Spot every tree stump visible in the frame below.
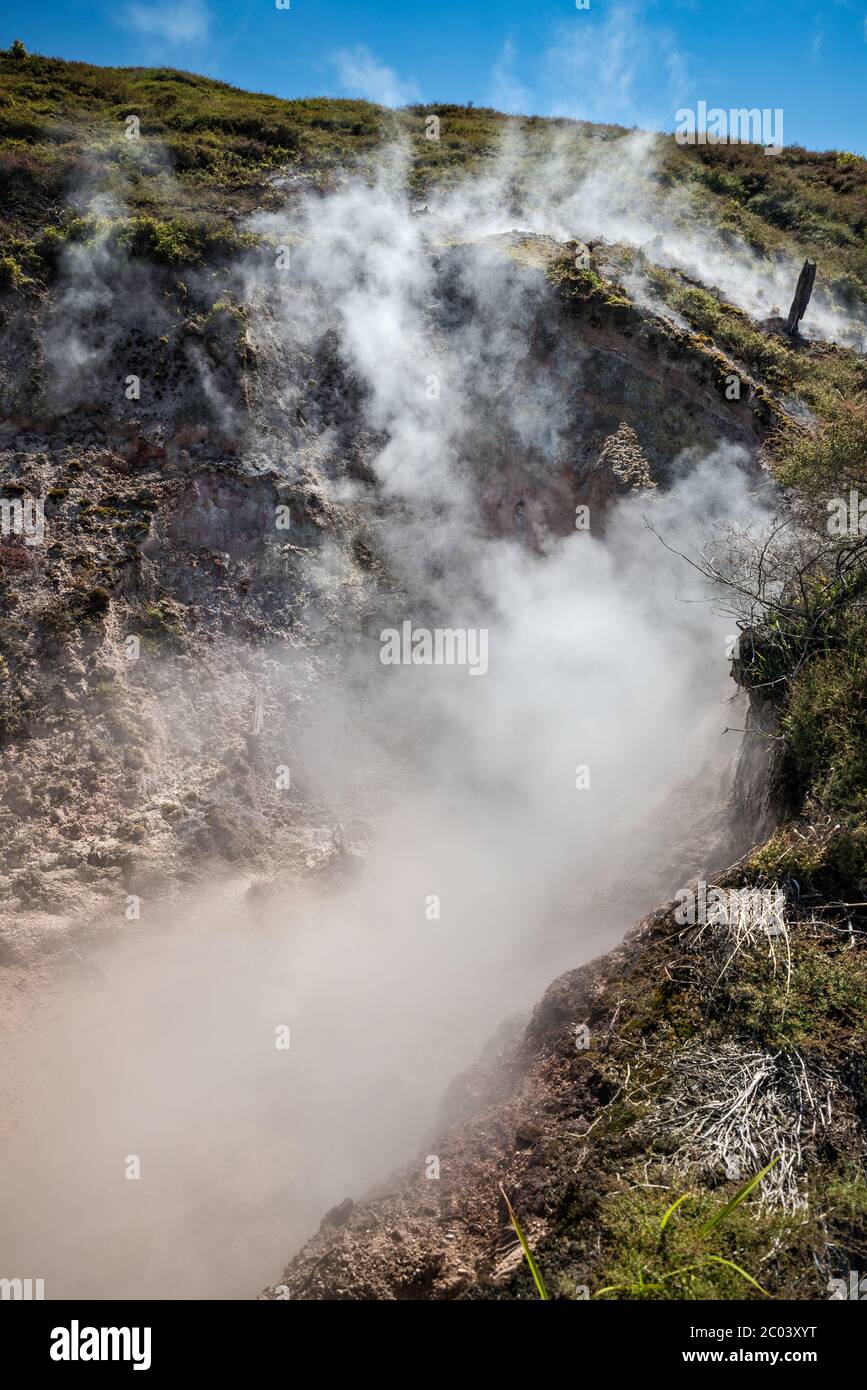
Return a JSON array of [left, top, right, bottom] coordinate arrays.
[[785, 259, 816, 336]]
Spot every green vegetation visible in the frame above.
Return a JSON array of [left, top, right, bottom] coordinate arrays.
[[639, 262, 867, 410], [500, 1186, 550, 1300], [593, 1161, 811, 1301], [784, 642, 867, 814], [0, 250, 24, 288], [140, 599, 185, 650], [738, 400, 867, 904], [550, 260, 634, 319], [628, 226, 867, 923], [1, 50, 866, 304], [724, 938, 867, 1054], [682, 142, 867, 297]]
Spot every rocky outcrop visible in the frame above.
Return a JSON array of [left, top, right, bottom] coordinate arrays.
[[577, 422, 657, 519]]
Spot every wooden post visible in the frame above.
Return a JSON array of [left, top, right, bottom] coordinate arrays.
[[785, 259, 816, 336]]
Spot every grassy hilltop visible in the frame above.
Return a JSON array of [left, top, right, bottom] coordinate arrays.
[[0, 44, 866, 296]]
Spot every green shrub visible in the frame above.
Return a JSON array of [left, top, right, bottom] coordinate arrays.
[[0, 252, 23, 288], [783, 634, 867, 813]]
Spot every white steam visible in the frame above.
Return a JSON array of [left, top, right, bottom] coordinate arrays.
[[1, 140, 780, 1299], [423, 128, 866, 349]]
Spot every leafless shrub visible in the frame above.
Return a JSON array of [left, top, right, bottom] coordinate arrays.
[[646, 508, 865, 696], [653, 1041, 843, 1210]]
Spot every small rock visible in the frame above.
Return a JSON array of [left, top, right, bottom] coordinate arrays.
[[320, 1197, 354, 1229]]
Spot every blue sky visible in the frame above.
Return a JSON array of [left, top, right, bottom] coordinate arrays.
[[4, 0, 866, 153]]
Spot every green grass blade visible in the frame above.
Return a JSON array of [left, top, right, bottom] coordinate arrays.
[[704, 1255, 770, 1295], [699, 1156, 781, 1235], [499, 1184, 550, 1300], [652, 1257, 770, 1295], [594, 1254, 769, 1300], [660, 1191, 693, 1233], [593, 1281, 665, 1298]]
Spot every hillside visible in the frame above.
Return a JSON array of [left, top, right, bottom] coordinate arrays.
[[0, 45, 865, 1302], [1, 49, 867, 299]]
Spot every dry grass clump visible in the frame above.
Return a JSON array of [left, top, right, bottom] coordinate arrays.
[[653, 1041, 845, 1210]]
